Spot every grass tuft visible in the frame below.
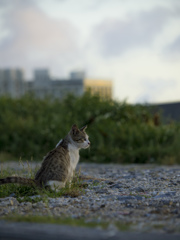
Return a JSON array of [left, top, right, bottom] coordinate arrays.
[[0, 162, 88, 201]]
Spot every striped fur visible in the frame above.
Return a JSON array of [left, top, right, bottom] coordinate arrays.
[[0, 177, 37, 187]]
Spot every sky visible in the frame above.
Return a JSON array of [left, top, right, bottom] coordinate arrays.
[[0, 0, 180, 103]]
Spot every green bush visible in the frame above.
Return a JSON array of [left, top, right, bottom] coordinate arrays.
[[0, 93, 179, 164]]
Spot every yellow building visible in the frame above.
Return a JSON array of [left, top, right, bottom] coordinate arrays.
[[84, 79, 112, 99]]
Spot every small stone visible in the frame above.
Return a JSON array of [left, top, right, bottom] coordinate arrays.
[[133, 187, 145, 192], [28, 195, 42, 200], [154, 191, 176, 199], [110, 183, 123, 189], [171, 209, 178, 214], [117, 196, 140, 201], [9, 193, 16, 198], [100, 204, 106, 208], [23, 203, 32, 211], [104, 180, 114, 185], [95, 189, 108, 194]]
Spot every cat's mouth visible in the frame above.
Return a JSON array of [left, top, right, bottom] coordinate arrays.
[[83, 144, 90, 149]]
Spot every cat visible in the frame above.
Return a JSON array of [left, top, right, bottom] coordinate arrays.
[[0, 124, 90, 190]]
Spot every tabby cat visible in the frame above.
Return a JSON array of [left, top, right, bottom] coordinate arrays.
[[0, 124, 90, 190]]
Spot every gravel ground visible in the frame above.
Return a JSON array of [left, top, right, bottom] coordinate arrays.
[[0, 162, 180, 234]]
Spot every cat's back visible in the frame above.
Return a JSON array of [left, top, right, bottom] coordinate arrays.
[[44, 144, 69, 166]]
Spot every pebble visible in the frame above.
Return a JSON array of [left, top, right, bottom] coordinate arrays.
[[0, 163, 180, 233]]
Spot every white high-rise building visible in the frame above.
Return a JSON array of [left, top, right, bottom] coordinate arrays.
[[0, 69, 25, 97]]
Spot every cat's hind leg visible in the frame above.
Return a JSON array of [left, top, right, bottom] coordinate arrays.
[[46, 180, 65, 191]]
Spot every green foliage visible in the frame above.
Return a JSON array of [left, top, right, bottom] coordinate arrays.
[[0, 93, 179, 164]]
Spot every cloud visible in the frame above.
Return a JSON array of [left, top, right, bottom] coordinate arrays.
[[92, 7, 175, 57], [136, 78, 177, 103], [0, 0, 180, 103], [164, 36, 180, 59], [0, 0, 35, 9], [0, 0, 80, 77], [169, 36, 180, 51]]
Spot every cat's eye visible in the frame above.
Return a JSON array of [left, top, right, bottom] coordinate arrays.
[[76, 137, 87, 143]]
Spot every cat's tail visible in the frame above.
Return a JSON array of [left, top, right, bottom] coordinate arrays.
[[0, 177, 38, 187]]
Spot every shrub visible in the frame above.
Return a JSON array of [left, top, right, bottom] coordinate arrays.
[[0, 93, 179, 164]]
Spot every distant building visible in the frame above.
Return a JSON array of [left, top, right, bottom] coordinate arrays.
[[70, 71, 85, 80], [0, 69, 25, 97], [31, 69, 51, 98], [0, 69, 113, 100], [51, 79, 84, 98], [152, 101, 180, 122], [84, 78, 112, 99], [34, 69, 50, 81]]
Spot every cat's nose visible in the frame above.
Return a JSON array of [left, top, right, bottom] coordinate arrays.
[[88, 140, 90, 145]]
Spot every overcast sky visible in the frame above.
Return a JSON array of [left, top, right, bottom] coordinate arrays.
[[0, 0, 180, 103]]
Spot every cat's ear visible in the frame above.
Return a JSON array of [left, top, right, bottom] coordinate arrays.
[[71, 124, 79, 135], [80, 125, 87, 132]]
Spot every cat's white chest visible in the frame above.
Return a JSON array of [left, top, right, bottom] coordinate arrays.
[[68, 143, 80, 171]]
